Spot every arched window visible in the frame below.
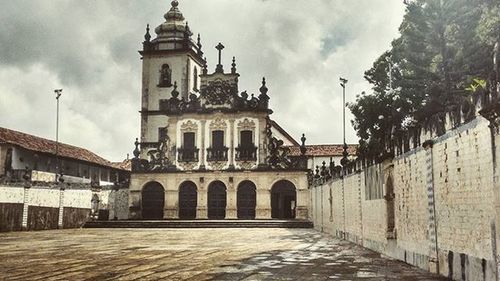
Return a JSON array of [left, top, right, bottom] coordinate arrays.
[[193, 67, 198, 91], [159, 64, 172, 87]]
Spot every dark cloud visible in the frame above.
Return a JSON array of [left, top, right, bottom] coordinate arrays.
[[0, 0, 405, 161]]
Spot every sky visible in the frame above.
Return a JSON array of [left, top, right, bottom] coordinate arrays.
[[0, 0, 406, 162]]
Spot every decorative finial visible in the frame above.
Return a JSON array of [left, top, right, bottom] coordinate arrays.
[[202, 57, 208, 74], [300, 133, 307, 155], [215, 42, 225, 73], [259, 77, 268, 95], [133, 138, 140, 158], [231, 56, 237, 74], [171, 0, 179, 8], [171, 81, 179, 99], [197, 33, 202, 49], [144, 24, 151, 42]]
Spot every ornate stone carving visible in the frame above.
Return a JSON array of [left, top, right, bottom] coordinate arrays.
[[237, 118, 256, 130], [265, 117, 307, 170], [238, 161, 256, 170], [202, 79, 235, 106], [180, 120, 198, 132], [178, 161, 198, 171], [146, 135, 176, 172], [209, 118, 227, 130], [209, 161, 226, 170]]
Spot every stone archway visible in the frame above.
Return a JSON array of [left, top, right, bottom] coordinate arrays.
[[385, 175, 396, 238], [179, 181, 197, 219], [208, 181, 227, 219], [271, 180, 297, 219], [237, 181, 256, 219], [142, 182, 165, 220]]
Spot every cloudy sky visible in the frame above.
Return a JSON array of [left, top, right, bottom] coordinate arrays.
[[0, 0, 405, 162]]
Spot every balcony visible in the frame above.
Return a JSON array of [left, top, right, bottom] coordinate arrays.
[[207, 147, 229, 162], [235, 145, 258, 161], [178, 147, 199, 162]]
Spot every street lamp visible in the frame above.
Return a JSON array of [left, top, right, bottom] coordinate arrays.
[[339, 77, 349, 167], [54, 89, 62, 183]]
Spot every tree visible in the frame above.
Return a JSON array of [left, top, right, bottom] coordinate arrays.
[[349, 0, 499, 160]]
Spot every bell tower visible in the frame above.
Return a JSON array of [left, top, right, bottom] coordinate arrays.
[[139, 0, 205, 144]]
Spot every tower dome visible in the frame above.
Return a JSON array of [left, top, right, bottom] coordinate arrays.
[[154, 0, 192, 43]]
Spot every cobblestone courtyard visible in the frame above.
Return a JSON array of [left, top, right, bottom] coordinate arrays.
[[0, 228, 447, 281]]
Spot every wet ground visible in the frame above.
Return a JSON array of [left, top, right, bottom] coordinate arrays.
[[0, 228, 447, 280]]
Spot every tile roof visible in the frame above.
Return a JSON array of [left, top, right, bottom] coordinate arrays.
[[287, 144, 358, 157], [0, 127, 128, 170], [111, 159, 132, 171]]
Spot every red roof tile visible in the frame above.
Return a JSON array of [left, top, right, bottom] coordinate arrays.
[[0, 127, 127, 170], [287, 144, 358, 157], [111, 159, 132, 171]]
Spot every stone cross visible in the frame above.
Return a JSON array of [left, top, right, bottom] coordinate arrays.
[[215, 42, 225, 73]]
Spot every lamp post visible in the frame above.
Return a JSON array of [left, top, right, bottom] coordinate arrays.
[[54, 89, 62, 183], [339, 77, 348, 167]]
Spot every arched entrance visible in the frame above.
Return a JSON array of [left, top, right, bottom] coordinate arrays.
[[237, 181, 256, 219], [271, 180, 297, 219], [179, 181, 197, 219], [142, 182, 165, 219], [385, 175, 396, 238], [208, 181, 227, 219]]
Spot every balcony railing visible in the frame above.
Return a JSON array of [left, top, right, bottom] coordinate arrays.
[[178, 147, 199, 162], [235, 145, 258, 161], [207, 147, 229, 162]]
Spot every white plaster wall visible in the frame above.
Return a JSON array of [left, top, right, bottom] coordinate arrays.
[[270, 126, 297, 146], [64, 189, 92, 209], [144, 115, 170, 143], [0, 186, 24, 204], [29, 188, 60, 208], [145, 54, 193, 110], [311, 116, 498, 281]]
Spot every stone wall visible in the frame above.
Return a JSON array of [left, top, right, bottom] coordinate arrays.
[[311, 116, 498, 281], [0, 184, 129, 232]]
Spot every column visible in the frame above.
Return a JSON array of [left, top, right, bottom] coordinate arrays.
[[200, 120, 206, 170], [21, 186, 30, 231], [128, 190, 141, 219], [165, 190, 178, 219], [196, 177, 208, 218], [295, 176, 309, 220], [256, 189, 271, 219], [258, 117, 267, 167], [424, 140, 439, 274], [58, 185, 65, 228], [228, 119, 235, 170], [226, 178, 237, 219]]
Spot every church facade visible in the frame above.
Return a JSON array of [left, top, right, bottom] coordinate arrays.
[[128, 1, 309, 220]]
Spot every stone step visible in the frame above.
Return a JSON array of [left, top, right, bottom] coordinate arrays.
[[84, 220, 314, 229]]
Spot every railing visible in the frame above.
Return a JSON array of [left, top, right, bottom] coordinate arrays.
[[235, 145, 258, 161], [207, 147, 228, 161], [178, 147, 199, 162]]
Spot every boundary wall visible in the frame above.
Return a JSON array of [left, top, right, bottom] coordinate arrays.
[[0, 183, 128, 232], [311, 116, 499, 281]]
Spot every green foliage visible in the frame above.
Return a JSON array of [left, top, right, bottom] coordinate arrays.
[[350, 0, 498, 159]]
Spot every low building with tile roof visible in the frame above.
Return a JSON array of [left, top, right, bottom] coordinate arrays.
[[288, 144, 358, 171], [0, 127, 130, 185]]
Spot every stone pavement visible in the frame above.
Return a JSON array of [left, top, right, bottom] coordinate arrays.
[[0, 228, 448, 281]]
